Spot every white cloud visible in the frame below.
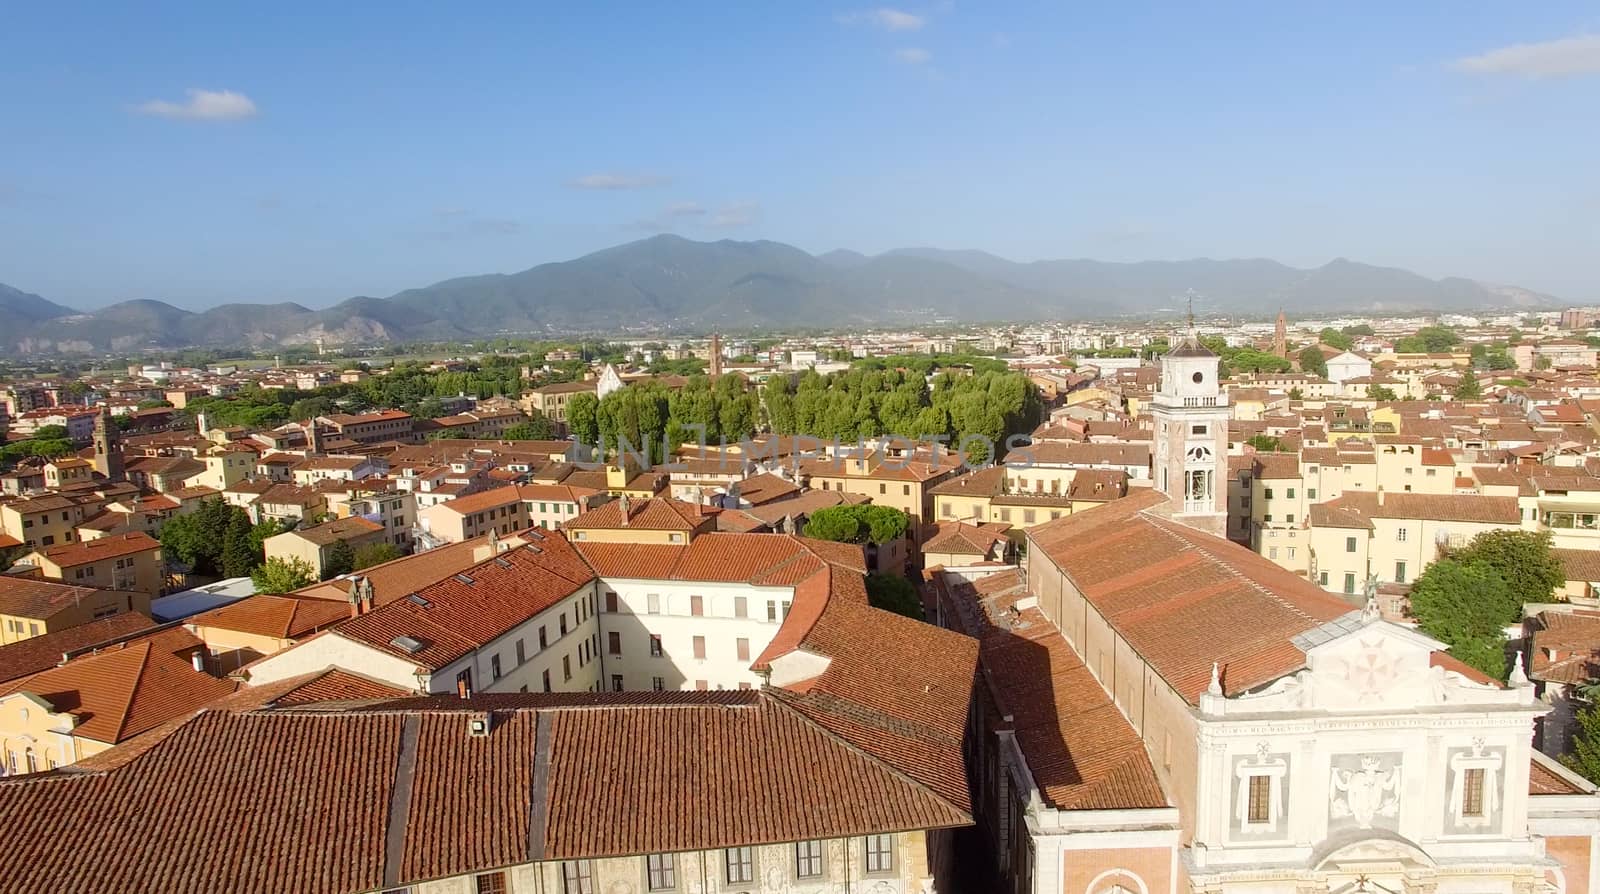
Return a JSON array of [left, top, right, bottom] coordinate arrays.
[[569, 173, 671, 190], [837, 7, 925, 31], [134, 88, 258, 121], [710, 201, 761, 229], [894, 47, 932, 64], [1453, 34, 1600, 78]]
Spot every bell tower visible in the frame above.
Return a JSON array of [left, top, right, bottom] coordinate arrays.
[[92, 405, 124, 481], [1152, 321, 1229, 537]]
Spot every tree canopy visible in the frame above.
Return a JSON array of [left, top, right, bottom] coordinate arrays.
[[1319, 328, 1353, 351], [1298, 345, 1328, 379], [502, 413, 555, 441], [1408, 530, 1562, 680], [354, 542, 404, 570], [803, 505, 910, 545], [1394, 326, 1461, 354], [160, 499, 265, 577], [251, 556, 316, 593]]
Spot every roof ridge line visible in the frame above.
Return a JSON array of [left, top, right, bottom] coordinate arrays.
[[109, 640, 157, 742], [763, 689, 972, 821]]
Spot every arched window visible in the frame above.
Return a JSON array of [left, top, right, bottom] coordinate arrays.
[[23, 749, 36, 774], [1086, 869, 1148, 894]]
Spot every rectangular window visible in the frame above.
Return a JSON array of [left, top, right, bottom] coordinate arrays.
[[733, 596, 747, 619], [559, 615, 568, 636], [649, 634, 663, 657], [736, 638, 750, 661], [878, 483, 886, 495], [605, 591, 618, 612], [796, 841, 823, 878], [693, 636, 706, 660], [1269, 547, 1278, 559], [1286, 487, 1296, 499], [1344, 573, 1356, 594], [1395, 561, 1407, 584], [542, 669, 551, 692], [608, 632, 622, 655], [1247, 775, 1271, 824], [864, 835, 894, 874], [766, 600, 777, 622], [647, 593, 661, 614], [516, 639, 526, 665], [1287, 547, 1296, 559], [1307, 488, 1317, 499], [1345, 536, 1357, 553], [1286, 514, 1295, 524], [490, 654, 502, 681], [611, 674, 624, 692], [474, 873, 507, 894], [562, 655, 571, 681], [1264, 487, 1274, 499], [1023, 509, 1036, 524], [1320, 571, 1329, 586], [1191, 424, 1208, 436], [651, 676, 665, 691], [647, 853, 676, 891], [561, 861, 594, 894], [539, 626, 548, 649], [690, 595, 704, 616], [902, 484, 910, 496], [1462, 767, 1485, 817], [1396, 527, 1408, 542], [724, 847, 753, 884]]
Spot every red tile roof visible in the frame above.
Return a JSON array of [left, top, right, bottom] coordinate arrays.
[[564, 496, 707, 532], [933, 567, 1169, 811], [1028, 489, 1355, 703], [29, 531, 160, 568], [0, 578, 144, 621], [0, 692, 971, 890], [0, 627, 237, 744], [187, 594, 352, 639], [0, 613, 157, 684]]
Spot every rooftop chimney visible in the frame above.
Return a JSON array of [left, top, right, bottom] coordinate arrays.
[[190, 650, 207, 674]]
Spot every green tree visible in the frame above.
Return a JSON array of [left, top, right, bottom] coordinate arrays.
[[354, 542, 404, 570], [1319, 328, 1353, 351], [1368, 385, 1399, 401], [1408, 559, 1512, 679], [32, 424, 69, 441], [1298, 345, 1328, 378], [322, 540, 356, 580], [567, 392, 600, 447], [1394, 326, 1461, 353], [804, 506, 866, 543], [1564, 703, 1600, 784], [251, 556, 316, 593], [1453, 530, 1563, 608], [1342, 324, 1374, 337], [220, 511, 259, 578], [1287, 387, 1304, 400], [160, 499, 241, 576], [1453, 374, 1482, 400], [1246, 434, 1284, 452], [502, 413, 555, 441], [866, 573, 923, 619]]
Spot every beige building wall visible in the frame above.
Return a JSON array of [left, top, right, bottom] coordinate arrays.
[[0, 692, 112, 774], [195, 449, 256, 491], [406, 831, 937, 894]]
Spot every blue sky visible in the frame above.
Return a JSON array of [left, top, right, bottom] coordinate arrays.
[[2, 2, 1598, 309]]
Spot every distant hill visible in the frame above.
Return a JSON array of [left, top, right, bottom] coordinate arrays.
[[0, 236, 1560, 354]]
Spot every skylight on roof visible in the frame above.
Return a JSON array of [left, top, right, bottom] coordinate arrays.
[[407, 593, 431, 608], [454, 574, 475, 585], [390, 635, 425, 653]]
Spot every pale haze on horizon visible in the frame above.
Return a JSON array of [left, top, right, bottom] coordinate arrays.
[[1, 2, 1597, 311]]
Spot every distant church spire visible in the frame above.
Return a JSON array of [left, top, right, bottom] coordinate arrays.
[[1272, 308, 1288, 359], [709, 333, 723, 379]]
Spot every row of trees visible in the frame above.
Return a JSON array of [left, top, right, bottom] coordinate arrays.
[[763, 367, 1040, 461], [563, 374, 762, 461]]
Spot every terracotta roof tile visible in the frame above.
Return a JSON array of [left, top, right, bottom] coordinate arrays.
[[187, 594, 352, 639], [0, 613, 157, 685]]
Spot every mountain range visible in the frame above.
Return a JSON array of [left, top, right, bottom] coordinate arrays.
[[0, 235, 1559, 355]]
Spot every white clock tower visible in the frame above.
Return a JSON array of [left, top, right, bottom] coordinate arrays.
[[1152, 331, 1230, 538]]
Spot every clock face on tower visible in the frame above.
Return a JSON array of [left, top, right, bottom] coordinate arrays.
[[1192, 371, 1204, 384]]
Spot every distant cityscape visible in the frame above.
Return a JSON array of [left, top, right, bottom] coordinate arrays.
[[2, 303, 1600, 891]]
